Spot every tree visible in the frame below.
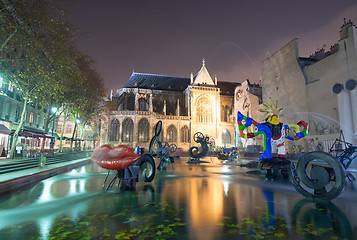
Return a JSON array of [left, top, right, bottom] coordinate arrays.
[[68, 54, 106, 149], [0, 0, 82, 157]]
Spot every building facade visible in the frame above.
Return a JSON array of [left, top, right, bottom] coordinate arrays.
[[100, 60, 250, 151], [0, 78, 58, 157], [261, 19, 357, 150], [234, 79, 263, 148]]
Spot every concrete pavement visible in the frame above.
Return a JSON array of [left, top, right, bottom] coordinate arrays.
[[0, 157, 91, 194]]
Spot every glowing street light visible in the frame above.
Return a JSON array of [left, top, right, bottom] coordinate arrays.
[[51, 107, 58, 113]]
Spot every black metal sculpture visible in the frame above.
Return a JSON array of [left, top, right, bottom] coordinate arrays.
[[91, 145, 156, 191], [289, 131, 356, 200], [188, 132, 209, 163], [149, 121, 177, 170]]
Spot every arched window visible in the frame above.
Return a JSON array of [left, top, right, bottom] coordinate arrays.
[[180, 125, 190, 143], [222, 129, 231, 146], [109, 118, 120, 141], [223, 105, 230, 122], [167, 125, 177, 142], [138, 118, 149, 142], [196, 97, 212, 123], [122, 118, 134, 142], [138, 98, 148, 111], [122, 94, 135, 110], [153, 125, 164, 142]]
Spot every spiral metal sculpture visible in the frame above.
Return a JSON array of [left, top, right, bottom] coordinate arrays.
[[149, 121, 177, 170], [188, 132, 209, 162]]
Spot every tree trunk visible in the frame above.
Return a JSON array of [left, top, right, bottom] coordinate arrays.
[[58, 113, 68, 151], [79, 120, 88, 150], [40, 105, 51, 151], [9, 94, 28, 158], [70, 122, 77, 150]]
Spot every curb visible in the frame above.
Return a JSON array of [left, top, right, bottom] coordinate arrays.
[[0, 158, 91, 195]]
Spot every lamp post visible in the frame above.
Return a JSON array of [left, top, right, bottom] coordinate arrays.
[[75, 118, 80, 148], [51, 107, 58, 135], [50, 107, 58, 151]]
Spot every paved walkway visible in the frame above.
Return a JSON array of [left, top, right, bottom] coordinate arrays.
[[0, 157, 91, 194]]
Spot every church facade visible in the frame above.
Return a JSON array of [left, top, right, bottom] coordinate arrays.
[[100, 60, 247, 151]]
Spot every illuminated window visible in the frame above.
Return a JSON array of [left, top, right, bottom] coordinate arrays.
[[138, 118, 149, 142], [29, 113, 33, 125], [8, 82, 13, 92], [109, 118, 120, 141], [196, 97, 212, 123], [167, 125, 177, 142], [57, 124, 63, 133], [65, 124, 72, 133], [122, 118, 133, 142], [222, 129, 231, 146], [180, 125, 190, 143]]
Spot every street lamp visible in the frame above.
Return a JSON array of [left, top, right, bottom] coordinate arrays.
[[75, 119, 80, 148], [51, 107, 58, 135], [50, 107, 58, 151]]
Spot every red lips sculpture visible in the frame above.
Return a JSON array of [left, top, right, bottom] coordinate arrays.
[[91, 145, 141, 170]]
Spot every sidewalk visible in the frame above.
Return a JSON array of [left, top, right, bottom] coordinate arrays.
[[0, 157, 91, 195]]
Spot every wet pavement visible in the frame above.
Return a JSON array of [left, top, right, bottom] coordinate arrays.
[[0, 156, 356, 240]]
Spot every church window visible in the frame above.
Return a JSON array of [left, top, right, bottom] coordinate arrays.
[[180, 125, 189, 143], [122, 118, 134, 142], [196, 97, 212, 123], [109, 118, 120, 141], [222, 129, 231, 146], [152, 125, 164, 142], [223, 105, 230, 122], [138, 98, 148, 111], [167, 125, 177, 142], [138, 118, 149, 142]]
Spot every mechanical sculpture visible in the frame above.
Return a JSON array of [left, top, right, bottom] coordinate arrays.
[[188, 132, 209, 163], [91, 145, 155, 191], [149, 121, 177, 170], [237, 98, 308, 161], [290, 131, 357, 200], [237, 98, 308, 178]]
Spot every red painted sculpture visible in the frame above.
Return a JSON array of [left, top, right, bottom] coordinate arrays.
[[91, 144, 156, 190], [91, 144, 141, 170]]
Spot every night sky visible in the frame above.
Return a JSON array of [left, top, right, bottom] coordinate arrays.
[[71, 0, 357, 93]]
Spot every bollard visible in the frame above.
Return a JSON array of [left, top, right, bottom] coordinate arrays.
[[39, 155, 46, 168]]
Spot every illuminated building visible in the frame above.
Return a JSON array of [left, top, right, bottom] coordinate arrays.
[[100, 60, 262, 151], [0, 79, 58, 157], [262, 19, 357, 151]]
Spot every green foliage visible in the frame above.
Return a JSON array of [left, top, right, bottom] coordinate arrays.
[[0, 0, 105, 154], [0, 201, 186, 240]]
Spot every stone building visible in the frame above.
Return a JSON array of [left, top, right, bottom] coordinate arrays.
[[0, 78, 58, 156], [234, 79, 263, 148], [100, 60, 241, 151], [261, 19, 357, 150]]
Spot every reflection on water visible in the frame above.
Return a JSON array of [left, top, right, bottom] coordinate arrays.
[[0, 158, 356, 239], [292, 198, 352, 240]]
